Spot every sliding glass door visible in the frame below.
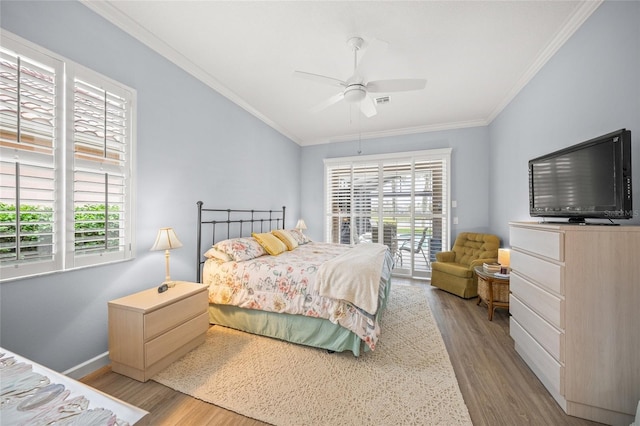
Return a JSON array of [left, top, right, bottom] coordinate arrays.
[[324, 149, 451, 279]]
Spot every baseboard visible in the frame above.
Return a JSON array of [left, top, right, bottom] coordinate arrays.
[[62, 351, 110, 380], [566, 400, 635, 426]]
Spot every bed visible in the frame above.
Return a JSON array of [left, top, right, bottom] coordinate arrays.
[[196, 202, 393, 356]]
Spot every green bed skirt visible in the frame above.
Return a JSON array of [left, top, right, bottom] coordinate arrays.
[[208, 277, 392, 357]]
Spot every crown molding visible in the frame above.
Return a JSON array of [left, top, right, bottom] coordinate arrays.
[[80, 0, 303, 145], [486, 0, 603, 124], [303, 118, 489, 147]]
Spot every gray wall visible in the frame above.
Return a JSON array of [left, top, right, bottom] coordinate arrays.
[[0, 1, 300, 372], [489, 0, 640, 244], [300, 126, 492, 244]]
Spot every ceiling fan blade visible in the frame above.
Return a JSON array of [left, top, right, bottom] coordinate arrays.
[[310, 92, 345, 113], [359, 95, 377, 118], [367, 79, 427, 93], [293, 71, 347, 88]]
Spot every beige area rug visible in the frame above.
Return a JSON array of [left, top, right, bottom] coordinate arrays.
[[153, 285, 472, 425]]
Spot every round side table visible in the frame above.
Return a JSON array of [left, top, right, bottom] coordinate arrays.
[[474, 266, 510, 321]]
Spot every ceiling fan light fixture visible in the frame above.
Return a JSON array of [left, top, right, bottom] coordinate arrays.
[[294, 35, 426, 116], [343, 85, 366, 103]]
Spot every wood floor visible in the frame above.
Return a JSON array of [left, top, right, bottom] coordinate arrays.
[[82, 280, 602, 425]]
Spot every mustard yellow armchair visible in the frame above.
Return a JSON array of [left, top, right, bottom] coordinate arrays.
[[431, 232, 500, 298]]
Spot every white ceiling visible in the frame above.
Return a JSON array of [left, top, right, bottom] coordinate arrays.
[[83, 1, 601, 146]]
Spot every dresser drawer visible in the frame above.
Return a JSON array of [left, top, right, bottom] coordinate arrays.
[[511, 250, 563, 295], [511, 317, 564, 396], [145, 312, 209, 367], [510, 226, 564, 261], [510, 294, 563, 361], [144, 291, 207, 340], [510, 272, 563, 329]]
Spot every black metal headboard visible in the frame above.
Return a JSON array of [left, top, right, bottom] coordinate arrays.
[[196, 201, 286, 283]]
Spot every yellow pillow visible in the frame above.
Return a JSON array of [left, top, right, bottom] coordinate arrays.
[[271, 229, 298, 251], [252, 232, 287, 256]]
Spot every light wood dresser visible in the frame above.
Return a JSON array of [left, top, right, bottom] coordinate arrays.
[[509, 222, 639, 426], [108, 281, 209, 382]]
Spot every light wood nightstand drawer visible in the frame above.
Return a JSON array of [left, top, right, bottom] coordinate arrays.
[[144, 291, 207, 340], [511, 272, 563, 329], [145, 312, 209, 367], [109, 282, 208, 382], [510, 294, 563, 362]]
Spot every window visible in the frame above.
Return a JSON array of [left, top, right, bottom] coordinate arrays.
[[0, 31, 136, 281], [325, 149, 451, 279]]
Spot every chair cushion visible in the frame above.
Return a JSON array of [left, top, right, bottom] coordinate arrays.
[[431, 261, 474, 278], [452, 232, 500, 266]]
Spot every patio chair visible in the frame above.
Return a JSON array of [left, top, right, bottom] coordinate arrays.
[[399, 228, 429, 267]]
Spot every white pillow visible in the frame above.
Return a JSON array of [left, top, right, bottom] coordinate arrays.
[[203, 247, 233, 262]]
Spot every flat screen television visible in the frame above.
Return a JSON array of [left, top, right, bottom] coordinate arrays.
[[529, 129, 632, 224]]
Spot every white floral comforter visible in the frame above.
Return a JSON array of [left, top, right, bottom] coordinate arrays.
[[203, 242, 392, 350]]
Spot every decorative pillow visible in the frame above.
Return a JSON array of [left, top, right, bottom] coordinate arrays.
[[213, 237, 267, 262], [252, 232, 287, 256], [271, 229, 298, 250], [203, 247, 233, 262], [288, 228, 311, 245]]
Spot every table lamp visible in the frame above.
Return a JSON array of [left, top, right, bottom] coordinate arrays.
[[150, 227, 183, 287], [296, 219, 307, 234], [498, 248, 511, 274]]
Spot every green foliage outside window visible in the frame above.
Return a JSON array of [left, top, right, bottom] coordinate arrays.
[[0, 203, 53, 257], [0, 203, 121, 258], [74, 204, 122, 251]]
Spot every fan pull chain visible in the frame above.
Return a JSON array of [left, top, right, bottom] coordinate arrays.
[[357, 107, 362, 155]]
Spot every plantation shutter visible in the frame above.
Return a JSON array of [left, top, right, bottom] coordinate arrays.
[[326, 164, 352, 244], [324, 148, 451, 279], [0, 46, 63, 278], [70, 76, 132, 267], [1, 31, 136, 282], [351, 162, 378, 245], [379, 160, 412, 256], [413, 157, 448, 267]]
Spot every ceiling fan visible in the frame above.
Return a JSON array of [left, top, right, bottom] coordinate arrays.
[[293, 36, 427, 118]]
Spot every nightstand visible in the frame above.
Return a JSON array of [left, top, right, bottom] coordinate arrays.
[[108, 281, 209, 382]]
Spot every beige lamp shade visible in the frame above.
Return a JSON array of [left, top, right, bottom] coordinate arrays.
[[498, 248, 511, 267], [150, 227, 183, 286], [150, 227, 183, 251], [295, 219, 307, 231]]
